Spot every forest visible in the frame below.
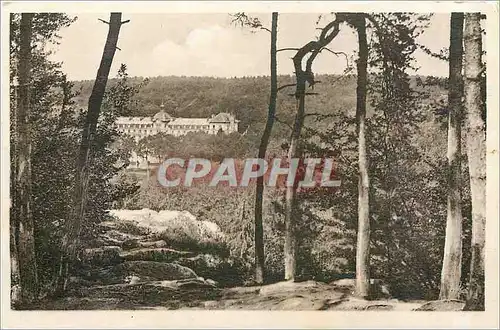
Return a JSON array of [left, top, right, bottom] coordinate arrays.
[[9, 12, 487, 312]]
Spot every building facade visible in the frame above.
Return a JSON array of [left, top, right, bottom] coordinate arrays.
[[116, 104, 240, 142], [116, 105, 240, 168]]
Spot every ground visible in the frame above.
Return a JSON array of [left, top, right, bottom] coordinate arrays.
[[29, 280, 462, 311]]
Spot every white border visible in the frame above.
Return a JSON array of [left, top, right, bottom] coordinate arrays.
[[1, 1, 499, 329]]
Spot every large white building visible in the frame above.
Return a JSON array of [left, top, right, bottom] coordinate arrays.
[[116, 104, 240, 142], [116, 104, 240, 168]]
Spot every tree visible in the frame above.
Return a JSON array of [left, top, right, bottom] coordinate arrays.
[[12, 12, 39, 305], [56, 12, 129, 292], [283, 15, 344, 281], [440, 12, 464, 300], [231, 12, 279, 283], [253, 12, 278, 284], [352, 14, 370, 298], [463, 12, 486, 311]]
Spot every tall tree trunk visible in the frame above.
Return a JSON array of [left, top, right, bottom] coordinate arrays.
[[284, 95, 305, 281], [354, 15, 370, 299], [10, 13, 20, 306], [254, 12, 278, 284], [282, 14, 343, 282], [15, 13, 39, 305], [463, 13, 485, 311], [440, 12, 464, 300], [56, 12, 125, 292]]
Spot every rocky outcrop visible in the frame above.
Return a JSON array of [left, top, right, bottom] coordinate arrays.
[[414, 299, 465, 311], [120, 248, 195, 262], [330, 278, 391, 299], [81, 246, 122, 266], [74, 209, 237, 293]]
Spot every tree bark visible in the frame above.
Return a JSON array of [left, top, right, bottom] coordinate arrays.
[[283, 14, 343, 282], [354, 15, 370, 299], [14, 13, 39, 305], [56, 12, 125, 292], [440, 12, 464, 300], [463, 13, 486, 311], [254, 12, 278, 284], [284, 95, 305, 281]]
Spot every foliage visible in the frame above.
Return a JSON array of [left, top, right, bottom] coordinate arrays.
[[10, 13, 146, 295]]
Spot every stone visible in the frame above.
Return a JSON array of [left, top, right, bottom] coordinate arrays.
[[116, 261, 198, 281], [259, 280, 324, 296], [81, 246, 122, 266], [120, 248, 195, 262], [137, 240, 168, 248], [414, 299, 465, 311]]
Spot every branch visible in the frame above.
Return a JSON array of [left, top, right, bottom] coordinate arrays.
[[304, 112, 336, 118], [274, 116, 293, 130], [287, 92, 319, 96], [277, 48, 301, 52], [305, 17, 344, 75], [98, 18, 109, 24], [320, 47, 348, 61], [230, 13, 271, 33], [121, 19, 131, 25], [277, 83, 296, 92]]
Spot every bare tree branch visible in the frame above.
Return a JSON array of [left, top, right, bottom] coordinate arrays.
[[304, 112, 337, 118], [277, 48, 301, 52], [273, 115, 293, 130], [277, 83, 297, 92], [230, 13, 271, 33]]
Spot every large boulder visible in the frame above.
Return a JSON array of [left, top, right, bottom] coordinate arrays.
[[120, 248, 195, 262], [81, 261, 199, 285], [331, 278, 391, 299], [107, 209, 227, 255], [81, 246, 122, 266], [137, 240, 168, 248], [117, 261, 198, 281], [98, 229, 143, 249], [259, 280, 326, 296], [414, 299, 465, 311]]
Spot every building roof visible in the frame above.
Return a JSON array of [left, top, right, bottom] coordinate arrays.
[[116, 116, 153, 124], [152, 110, 173, 122], [168, 118, 209, 126], [209, 112, 238, 123]]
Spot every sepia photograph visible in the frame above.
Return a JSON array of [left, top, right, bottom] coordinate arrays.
[[1, 1, 499, 328]]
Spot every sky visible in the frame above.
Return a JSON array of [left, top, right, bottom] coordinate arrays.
[[49, 13, 451, 81]]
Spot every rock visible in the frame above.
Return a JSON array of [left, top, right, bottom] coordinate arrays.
[[331, 278, 391, 299], [331, 278, 356, 287], [365, 304, 394, 310], [125, 275, 141, 284], [116, 261, 198, 281], [205, 279, 218, 287], [120, 248, 195, 262], [81, 246, 122, 266], [156, 277, 218, 290], [137, 240, 168, 248], [107, 209, 226, 250], [259, 280, 325, 296], [80, 261, 199, 285], [273, 296, 327, 310], [174, 254, 223, 277], [414, 299, 465, 311], [98, 229, 143, 248], [203, 300, 219, 308]]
